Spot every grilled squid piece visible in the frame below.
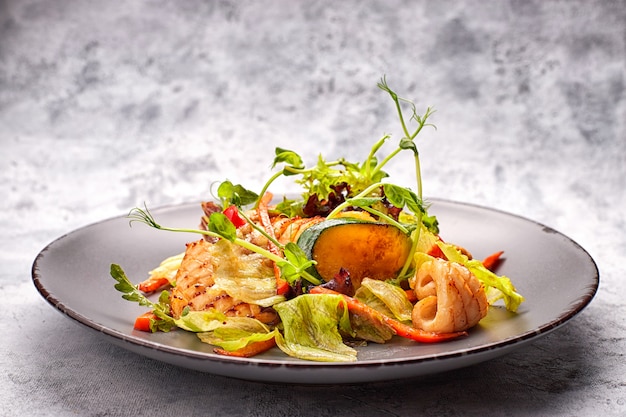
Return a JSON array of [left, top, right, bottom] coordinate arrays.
[[409, 258, 488, 333], [170, 239, 279, 325]]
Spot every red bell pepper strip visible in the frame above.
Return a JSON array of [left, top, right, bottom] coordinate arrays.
[[223, 205, 246, 228], [427, 236, 447, 259], [309, 287, 467, 343], [482, 250, 504, 271], [404, 288, 418, 303], [427, 244, 446, 259], [134, 312, 159, 332], [137, 277, 170, 293]]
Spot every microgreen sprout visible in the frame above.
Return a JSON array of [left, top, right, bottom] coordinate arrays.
[[375, 76, 436, 200], [127, 205, 322, 286]]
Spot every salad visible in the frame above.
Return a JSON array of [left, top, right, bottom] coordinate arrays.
[[111, 77, 524, 362]]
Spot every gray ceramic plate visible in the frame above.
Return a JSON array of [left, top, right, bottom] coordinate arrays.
[[32, 199, 598, 384]]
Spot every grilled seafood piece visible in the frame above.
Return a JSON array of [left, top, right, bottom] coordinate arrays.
[[409, 258, 488, 333], [170, 239, 279, 325], [272, 216, 324, 244], [146, 204, 324, 326], [145, 201, 368, 326]]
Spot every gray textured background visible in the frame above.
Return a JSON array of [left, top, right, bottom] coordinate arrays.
[[1, 1, 625, 416]]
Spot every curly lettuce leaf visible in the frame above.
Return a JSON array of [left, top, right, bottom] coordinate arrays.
[[273, 294, 357, 362], [199, 328, 277, 352], [355, 278, 413, 323], [210, 239, 286, 307], [176, 309, 276, 352]]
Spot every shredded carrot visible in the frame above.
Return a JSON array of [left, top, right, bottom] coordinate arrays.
[[257, 192, 290, 295], [309, 286, 467, 343], [213, 337, 277, 358]]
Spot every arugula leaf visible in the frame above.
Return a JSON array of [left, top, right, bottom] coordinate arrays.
[[110, 264, 176, 331]]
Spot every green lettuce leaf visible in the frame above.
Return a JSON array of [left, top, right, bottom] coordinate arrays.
[[413, 225, 441, 253], [198, 327, 277, 352], [174, 309, 267, 332], [273, 294, 357, 362], [355, 278, 413, 322], [176, 309, 276, 352], [210, 239, 286, 307], [212, 275, 285, 308]]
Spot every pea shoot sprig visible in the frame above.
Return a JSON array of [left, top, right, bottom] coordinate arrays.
[[259, 76, 437, 231], [127, 198, 321, 287], [253, 77, 437, 280]]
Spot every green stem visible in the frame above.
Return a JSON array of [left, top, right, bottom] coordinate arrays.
[[255, 171, 283, 209], [414, 152, 423, 201], [296, 270, 322, 285], [358, 206, 409, 234], [326, 182, 384, 218], [370, 147, 401, 180], [237, 210, 285, 250], [393, 96, 412, 140], [158, 225, 285, 264], [398, 225, 421, 279], [365, 135, 391, 181], [149, 224, 321, 285]]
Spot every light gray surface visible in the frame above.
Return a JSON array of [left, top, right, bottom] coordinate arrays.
[[1, 0, 624, 416]]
